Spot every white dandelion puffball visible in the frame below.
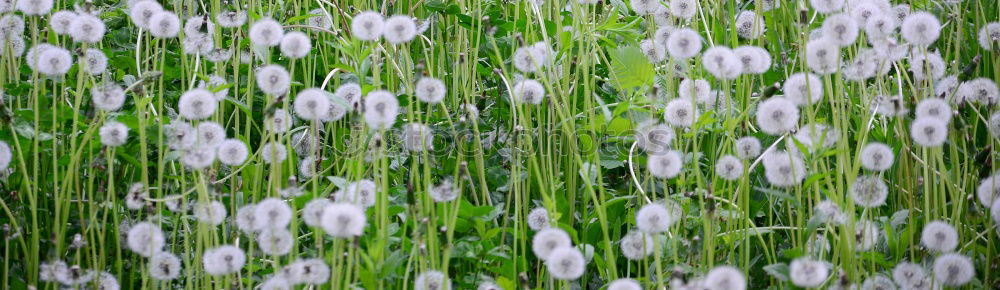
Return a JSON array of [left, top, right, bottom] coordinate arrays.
[[69, 13, 105, 43], [235, 204, 260, 233], [640, 38, 666, 62], [715, 155, 744, 181], [260, 142, 288, 164], [783, 72, 823, 106], [250, 18, 284, 47], [635, 122, 674, 154], [921, 220, 958, 253], [978, 174, 1000, 207], [126, 222, 164, 257], [195, 122, 226, 148], [512, 45, 545, 73], [958, 78, 999, 104], [352, 11, 384, 41], [735, 11, 765, 39], [677, 78, 710, 102], [178, 88, 218, 120], [124, 183, 148, 210], [512, 79, 545, 105], [148, 252, 181, 280], [335, 82, 363, 110], [280, 31, 312, 59], [932, 253, 974, 287], [82, 48, 108, 75], [990, 112, 1000, 139], [260, 276, 292, 290], [664, 98, 698, 127], [302, 198, 331, 227], [16, 0, 51, 15], [428, 178, 456, 202], [910, 51, 945, 82], [667, 28, 702, 59], [733, 46, 771, 74], [810, 0, 844, 13], [254, 198, 293, 229], [545, 247, 586, 280], [630, 0, 658, 15], [619, 230, 654, 260], [99, 121, 129, 147], [414, 270, 450, 290], [849, 175, 888, 208], [166, 121, 197, 150], [814, 200, 846, 225], [216, 10, 246, 28], [670, 0, 697, 19], [531, 228, 571, 261], [978, 22, 1000, 50], [94, 272, 118, 290], [294, 88, 332, 121], [92, 82, 125, 111], [257, 228, 294, 256], [181, 146, 216, 169], [855, 219, 881, 251], [648, 150, 683, 179], [216, 139, 248, 166], [182, 16, 214, 36], [50, 10, 77, 35], [821, 13, 858, 47], [129, 1, 161, 29], [653, 25, 674, 48], [636, 202, 679, 233], [762, 151, 807, 187], [265, 109, 293, 133], [320, 203, 367, 238], [336, 180, 378, 208], [194, 200, 227, 225], [735, 136, 761, 160], [901, 12, 941, 46], [607, 278, 641, 290], [893, 262, 931, 289], [861, 275, 895, 290], [702, 46, 743, 80], [909, 117, 947, 147], [527, 207, 550, 231], [805, 38, 841, 74], [148, 11, 180, 38], [363, 90, 400, 130], [256, 64, 291, 96], [865, 13, 898, 39], [704, 266, 747, 290], [384, 15, 417, 44], [915, 98, 952, 123], [283, 258, 330, 285], [415, 77, 446, 104], [755, 97, 799, 135], [203, 245, 246, 276], [859, 142, 894, 171], [35, 46, 72, 77], [789, 258, 829, 288]]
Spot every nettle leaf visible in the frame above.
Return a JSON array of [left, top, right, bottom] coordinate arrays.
[[608, 46, 653, 91]]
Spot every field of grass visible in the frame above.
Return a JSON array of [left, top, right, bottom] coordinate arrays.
[[1, 0, 1000, 289]]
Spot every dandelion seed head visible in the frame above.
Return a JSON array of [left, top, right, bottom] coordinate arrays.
[[178, 88, 218, 120], [265, 109, 293, 133], [34, 46, 72, 77], [635, 122, 674, 154], [546, 247, 586, 280], [640, 38, 666, 62], [99, 121, 129, 147], [978, 22, 1000, 51], [54, 264, 94, 285], [16, 0, 51, 15], [733, 46, 771, 74], [336, 180, 377, 208], [636, 201, 680, 233], [260, 141, 288, 164], [253, 198, 293, 229], [428, 178, 456, 202], [193, 200, 227, 225], [250, 18, 284, 46], [677, 78, 710, 102], [958, 78, 999, 105], [976, 174, 1000, 207], [664, 98, 698, 127], [715, 155, 744, 181], [363, 90, 400, 130], [871, 94, 908, 117], [607, 278, 642, 290], [704, 266, 747, 290], [932, 253, 974, 286], [414, 270, 450, 290], [49, 10, 77, 35], [619, 230, 654, 260], [915, 98, 952, 124], [892, 262, 929, 289], [783, 73, 823, 106], [821, 14, 859, 47], [91, 82, 125, 111], [667, 28, 702, 59], [320, 203, 367, 238], [670, 0, 697, 19], [653, 25, 674, 48], [532, 228, 571, 260], [810, 0, 844, 13], [805, 38, 841, 74], [166, 121, 197, 150], [513, 79, 546, 105], [909, 50, 945, 81], [702, 46, 743, 80], [183, 33, 215, 55], [415, 77, 446, 104], [302, 198, 331, 227], [203, 245, 246, 276], [256, 64, 291, 96], [814, 200, 846, 225], [648, 150, 683, 179], [256, 228, 294, 256], [850, 175, 888, 208], [735, 11, 765, 39], [335, 83, 363, 110], [294, 88, 332, 121], [909, 117, 948, 147], [280, 31, 312, 59], [755, 97, 800, 135], [859, 142, 894, 171], [128, 1, 161, 29], [734, 136, 761, 160], [282, 258, 330, 285], [789, 258, 829, 288], [124, 183, 148, 210], [148, 11, 180, 38], [260, 276, 292, 290], [860, 275, 895, 290], [989, 112, 1000, 139], [82, 48, 108, 75], [94, 272, 119, 290], [630, 0, 658, 15], [235, 204, 260, 233], [855, 219, 881, 251], [901, 12, 941, 46], [126, 222, 164, 257], [527, 207, 550, 231], [920, 220, 958, 253], [184, 15, 214, 37], [793, 123, 839, 151], [216, 139, 248, 166], [865, 13, 898, 39], [215, 10, 246, 28], [67, 13, 105, 43], [307, 8, 333, 29], [762, 150, 807, 187], [194, 122, 226, 149], [384, 15, 416, 44], [512, 45, 544, 73]]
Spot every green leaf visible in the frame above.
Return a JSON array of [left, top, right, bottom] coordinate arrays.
[[763, 263, 790, 281], [608, 46, 653, 91]]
